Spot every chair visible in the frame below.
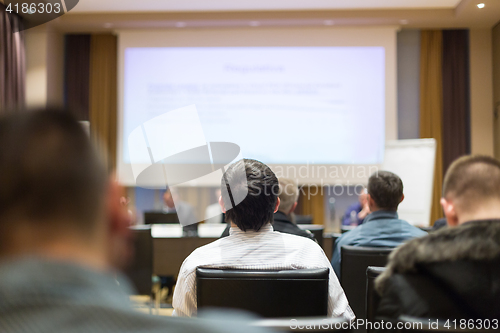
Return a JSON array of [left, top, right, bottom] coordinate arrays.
[[340, 246, 393, 333], [365, 266, 386, 333], [397, 316, 493, 332], [196, 267, 329, 318], [123, 226, 157, 311], [253, 317, 352, 332]]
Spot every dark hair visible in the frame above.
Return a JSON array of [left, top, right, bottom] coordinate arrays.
[[443, 155, 500, 212], [0, 109, 107, 235], [221, 159, 279, 231], [367, 171, 403, 211]]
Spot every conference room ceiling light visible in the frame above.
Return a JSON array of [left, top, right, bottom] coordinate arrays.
[[324, 20, 334, 26], [175, 22, 187, 28], [249, 21, 261, 27], [477, 3, 485, 8], [399, 19, 409, 25], [103, 23, 113, 28]]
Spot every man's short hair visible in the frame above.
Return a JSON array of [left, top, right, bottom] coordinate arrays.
[[367, 171, 403, 211], [442, 155, 500, 212], [221, 159, 279, 231], [278, 178, 299, 214], [0, 110, 107, 237]]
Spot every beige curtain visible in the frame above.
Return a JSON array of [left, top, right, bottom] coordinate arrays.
[[298, 186, 325, 225], [0, 5, 25, 113], [89, 34, 117, 171], [419, 30, 444, 225]]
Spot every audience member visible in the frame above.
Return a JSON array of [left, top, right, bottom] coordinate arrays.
[[0, 110, 266, 333], [220, 178, 316, 240], [341, 190, 370, 226], [331, 171, 427, 277], [375, 155, 500, 320], [273, 178, 316, 241], [173, 159, 354, 319], [163, 188, 198, 235], [204, 189, 224, 224]]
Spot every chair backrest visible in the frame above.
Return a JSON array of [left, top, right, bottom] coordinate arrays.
[[340, 246, 393, 332], [123, 227, 153, 295], [196, 267, 329, 318], [365, 266, 386, 333], [253, 317, 352, 332]]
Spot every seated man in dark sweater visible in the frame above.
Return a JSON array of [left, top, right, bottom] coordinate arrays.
[[375, 155, 500, 321], [220, 178, 315, 241]]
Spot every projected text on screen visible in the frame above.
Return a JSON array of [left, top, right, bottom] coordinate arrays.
[[123, 47, 385, 165]]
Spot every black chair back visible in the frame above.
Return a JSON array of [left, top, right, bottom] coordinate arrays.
[[196, 267, 329, 318], [123, 226, 153, 295], [340, 246, 393, 332], [366, 266, 386, 333]]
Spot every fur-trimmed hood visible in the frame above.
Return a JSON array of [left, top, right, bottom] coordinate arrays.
[[375, 220, 500, 294]]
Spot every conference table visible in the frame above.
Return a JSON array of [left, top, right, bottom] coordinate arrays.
[[151, 224, 336, 278]]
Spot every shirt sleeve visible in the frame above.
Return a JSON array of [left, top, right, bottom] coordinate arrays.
[[172, 259, 198, 317], [331, 236, 343, 278], [319, 247, 355, 321]]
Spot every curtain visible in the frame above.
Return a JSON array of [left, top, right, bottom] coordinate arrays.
[[64, 34, 90, 120], [298, 186, 325, 225], [442, 30, 471, 172], [419, 30, 444, 224], [89, 34, 117, 172], [0, 4, 25, 113]]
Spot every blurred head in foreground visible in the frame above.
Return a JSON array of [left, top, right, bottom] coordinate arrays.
[[441, 155, 500, 226], [220, 159, 280, 231], [0, 109, 131, 270]]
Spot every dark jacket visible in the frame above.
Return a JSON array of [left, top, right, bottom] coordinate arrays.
[[272, 211, 316, 241], [375, 220, 500, 320], [220, 211, 316, 242]]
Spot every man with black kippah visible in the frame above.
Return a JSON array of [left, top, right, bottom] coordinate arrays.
[[331, 171, 427, 278]]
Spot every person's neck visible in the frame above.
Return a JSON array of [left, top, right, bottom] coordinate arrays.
[[458, 204, 500, 225], [1, 224, 109, 272]]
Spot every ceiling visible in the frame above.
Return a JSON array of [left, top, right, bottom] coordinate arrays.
[[49, 0, 500, 32], [71, 0, 463, 13]]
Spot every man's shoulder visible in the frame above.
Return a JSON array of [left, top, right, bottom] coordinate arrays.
[[376, 220, 500, 291]]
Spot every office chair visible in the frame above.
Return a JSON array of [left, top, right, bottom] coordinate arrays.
[[340, 246, 393, 333], [123, 226, 158, 312], [196, 267, 329, 318], [365, 266, 386, 333]]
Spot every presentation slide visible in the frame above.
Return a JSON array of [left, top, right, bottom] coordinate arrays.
[[123, 47, 385, 167]]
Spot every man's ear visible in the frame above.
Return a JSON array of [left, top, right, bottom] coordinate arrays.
[[289, 201, 298, 215], [218, 195, 226, 213], [274, 197, 281, 213], [367, 194, 377, 211], [400, 193, 405, 203], [440, 197, 459, 227], [106, 178, 133, 269]]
